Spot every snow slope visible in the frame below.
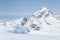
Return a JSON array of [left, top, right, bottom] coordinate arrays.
[[0, 33, 60, 40]]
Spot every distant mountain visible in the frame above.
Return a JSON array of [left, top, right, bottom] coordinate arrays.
[[0, 17, 28, 34]]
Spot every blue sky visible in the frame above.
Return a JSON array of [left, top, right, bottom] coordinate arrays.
[[0, 0, 60, 16]]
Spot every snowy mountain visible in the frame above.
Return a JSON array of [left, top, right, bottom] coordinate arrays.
[[0, 17, 28, 34], [0, 7, 60, 36], [25, 7, 60, 36]]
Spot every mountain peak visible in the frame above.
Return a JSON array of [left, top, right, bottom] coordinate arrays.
[[33, 7, 54, 18], [34, 7, 48, 14], [39, 7, 48, 12]]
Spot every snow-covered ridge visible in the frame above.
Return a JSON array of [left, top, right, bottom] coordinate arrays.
[[0, 17, 28, 34], [0, 7, 60, 36], [0, 17, 27, 26], [25, 7, 60, 36]]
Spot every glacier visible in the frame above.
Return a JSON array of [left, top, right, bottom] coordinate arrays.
[[0, 7, 60, 40]]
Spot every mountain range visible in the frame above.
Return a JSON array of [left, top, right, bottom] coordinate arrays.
[[0, 7, 60, 36]]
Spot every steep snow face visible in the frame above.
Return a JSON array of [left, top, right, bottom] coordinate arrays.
[[25, 7, 60, 36]]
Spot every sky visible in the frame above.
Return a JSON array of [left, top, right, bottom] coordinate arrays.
[[0, 0, 60, 16]]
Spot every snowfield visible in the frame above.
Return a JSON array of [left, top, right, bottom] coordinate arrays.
[[0, 33, 60, 40]]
